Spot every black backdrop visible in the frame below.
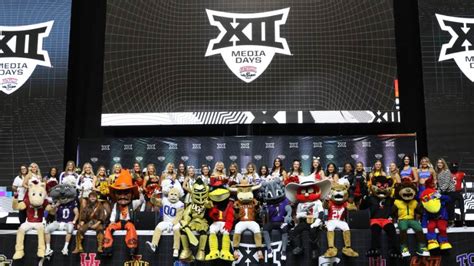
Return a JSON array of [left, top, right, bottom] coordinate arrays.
[[418, 0, 474, 175], [64, 0, 427, 172]]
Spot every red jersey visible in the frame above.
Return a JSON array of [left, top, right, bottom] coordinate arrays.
[[452, 172, 466, 192], [24, 197, 48, 223], [327, 201, 348, 221]]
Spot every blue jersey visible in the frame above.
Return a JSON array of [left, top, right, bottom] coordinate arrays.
[[56, 201, 77, 223], [267, 198, 290, 223]]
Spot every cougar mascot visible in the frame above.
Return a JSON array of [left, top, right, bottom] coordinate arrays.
[[323, 183, 358, 258]]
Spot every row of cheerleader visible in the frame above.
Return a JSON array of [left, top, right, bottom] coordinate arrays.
[[10, 155, 467, 262]]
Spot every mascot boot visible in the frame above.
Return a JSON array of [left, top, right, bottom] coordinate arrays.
[[173, 230, 181, 257], [254, 233, 264, 260], [179, 235, 194, 261], [324, 231, 338, 257], [37, 227, 46, 258], [73, 234, 84, 254], [13, 229, 26, 259], [205, 233, 219, 260], [97, 232, 104, 253], [196, 235, 208, 261], [233, 233, 242, 260], [342, 231, 359, 257], [220, 234, 234, 261]]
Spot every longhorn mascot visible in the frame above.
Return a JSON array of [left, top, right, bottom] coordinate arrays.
[[103, 170, 143, 258]]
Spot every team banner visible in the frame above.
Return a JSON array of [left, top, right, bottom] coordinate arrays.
[[418, 0, 474, 175], [0, 0, 72, 186], [0, 229, 471, 265], [102, 0, 399, 125], [78, 135, 417, 174]]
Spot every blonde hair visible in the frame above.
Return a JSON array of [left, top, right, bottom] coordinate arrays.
[[435, 158, 449, 173], [64, 160, 76, 172], [146, 163, 156, 176], [112, 163, 122, 173], [81, 162, 94, 176], [27, 162, 42, 179], [212, 161, 225, 176], [419, 156, 433, 169]]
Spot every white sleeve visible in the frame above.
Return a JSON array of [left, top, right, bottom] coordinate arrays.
[[316, 201, 324, 214], [13, 176, 21, 187], [133, 198, 144, 210], [296, 203, 306, 219], [110, 203, 117, 223]]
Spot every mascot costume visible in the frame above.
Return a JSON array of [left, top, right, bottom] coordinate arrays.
[[260, 180, 292, 260], [393, 179, 430, 257], [323, 183, 359, 258], [179, 179, 212, 262], [230, 179, 263, 260], [73, 191, 111, 254], [45, 183, 79, 257], [420, 182, 452, 251], [146, 187, 184, 258], [204, 177, 234, 261], [360, 175, 401, 258], [103, 170, 143, 257], [12, 179, 51, 260], [286, 175, 331, 260]]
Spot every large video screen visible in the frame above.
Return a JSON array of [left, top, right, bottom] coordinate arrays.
[[102, 0, 399, 126], [418, 0, 474, 173]]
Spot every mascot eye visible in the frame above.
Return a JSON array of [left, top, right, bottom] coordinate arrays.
[[32, 193, 36, 196], [307, 187, 314, 193], [276, 189, 283, 196], [300, 188, 307, 194], [39, 193, 43, 197], [267, 192, 273, 198]]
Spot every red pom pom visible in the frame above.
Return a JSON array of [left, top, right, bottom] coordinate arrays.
[[284, 175, 300, 186]]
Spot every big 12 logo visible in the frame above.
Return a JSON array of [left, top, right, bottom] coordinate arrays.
[[436, 14, 474, 81], [0, 21, 53, 94], [205, 8, 291, 83]]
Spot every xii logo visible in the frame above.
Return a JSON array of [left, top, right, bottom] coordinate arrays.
[[205, 8, 291, 83], [0, 21, 53, 94], [436, 14, 474, 81]]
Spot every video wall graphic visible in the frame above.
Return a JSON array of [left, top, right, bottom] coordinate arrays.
[[102, 0, 399, 125], [0, 0, 72, 186], [418, 0, 474, 175]]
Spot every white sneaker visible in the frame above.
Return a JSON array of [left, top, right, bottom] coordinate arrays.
[[281, 251, 287, 261], [173, 249, 179, 258], [61, 248, 68, 256], [146, 241, 156, 253], [267, 249, 273, 259], [45, 248, 53, 257]]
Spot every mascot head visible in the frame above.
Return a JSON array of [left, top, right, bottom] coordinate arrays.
[[50, 183, 77, 205], [285, 175, 331, 203], [370, 175, 393, 199], [420, 188, 441, 214], [88, 191, 98, 204], [394, 178, 417, 202], [109, 170, 139, 205], [330, 183, 349, 204], [261, 180, 286, 204], [168, 187, 181, 204], [229, 179, 261, 203], [27, 180, 47, 207], [191, 178, 210, 205]]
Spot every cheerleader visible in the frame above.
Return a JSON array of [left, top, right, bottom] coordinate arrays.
[[12, 165, 28, 224], [350, 162, 368, 207], [44, 167, 59, 195], [288, 159, 304, 179], [161, 163, 177, 182], [183, 166, 197, 204], [59, 161, 78, 186], [368, 160, 387, 187], [339, 163, 354, 186], [94, 165, 112, 214], [270, 158, 287, 182], [239, 162, 260, 184], [131, 162, 144, 187], [228, 162, 242, 187], [388, 162, 401, 183], [418, 157, 437, 195], [198, 164, 211, 185], [108, 163, 122, 184], [77, 163, 95, 209], [22, 162, 42, 189], [325, 163, 340, 184], [310, 158, 325, 181], [259, 165, 271, 182], [210, 161, 228, 186], [177, 162, 187, 185], [399, 155, 419, 184], [143, 164, 161, 211]]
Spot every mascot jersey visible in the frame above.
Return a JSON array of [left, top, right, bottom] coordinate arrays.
[[362, 196, 393, 219], [57, 201, 78, 223], [394, 200, 418, 220], [25, 197, 48, 222], [162, 197, 184, 223], [327, 201, 348, 221], [296, 201, 323, 219], [268, 198, 290, 223], [238, 199, 257, 221]]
